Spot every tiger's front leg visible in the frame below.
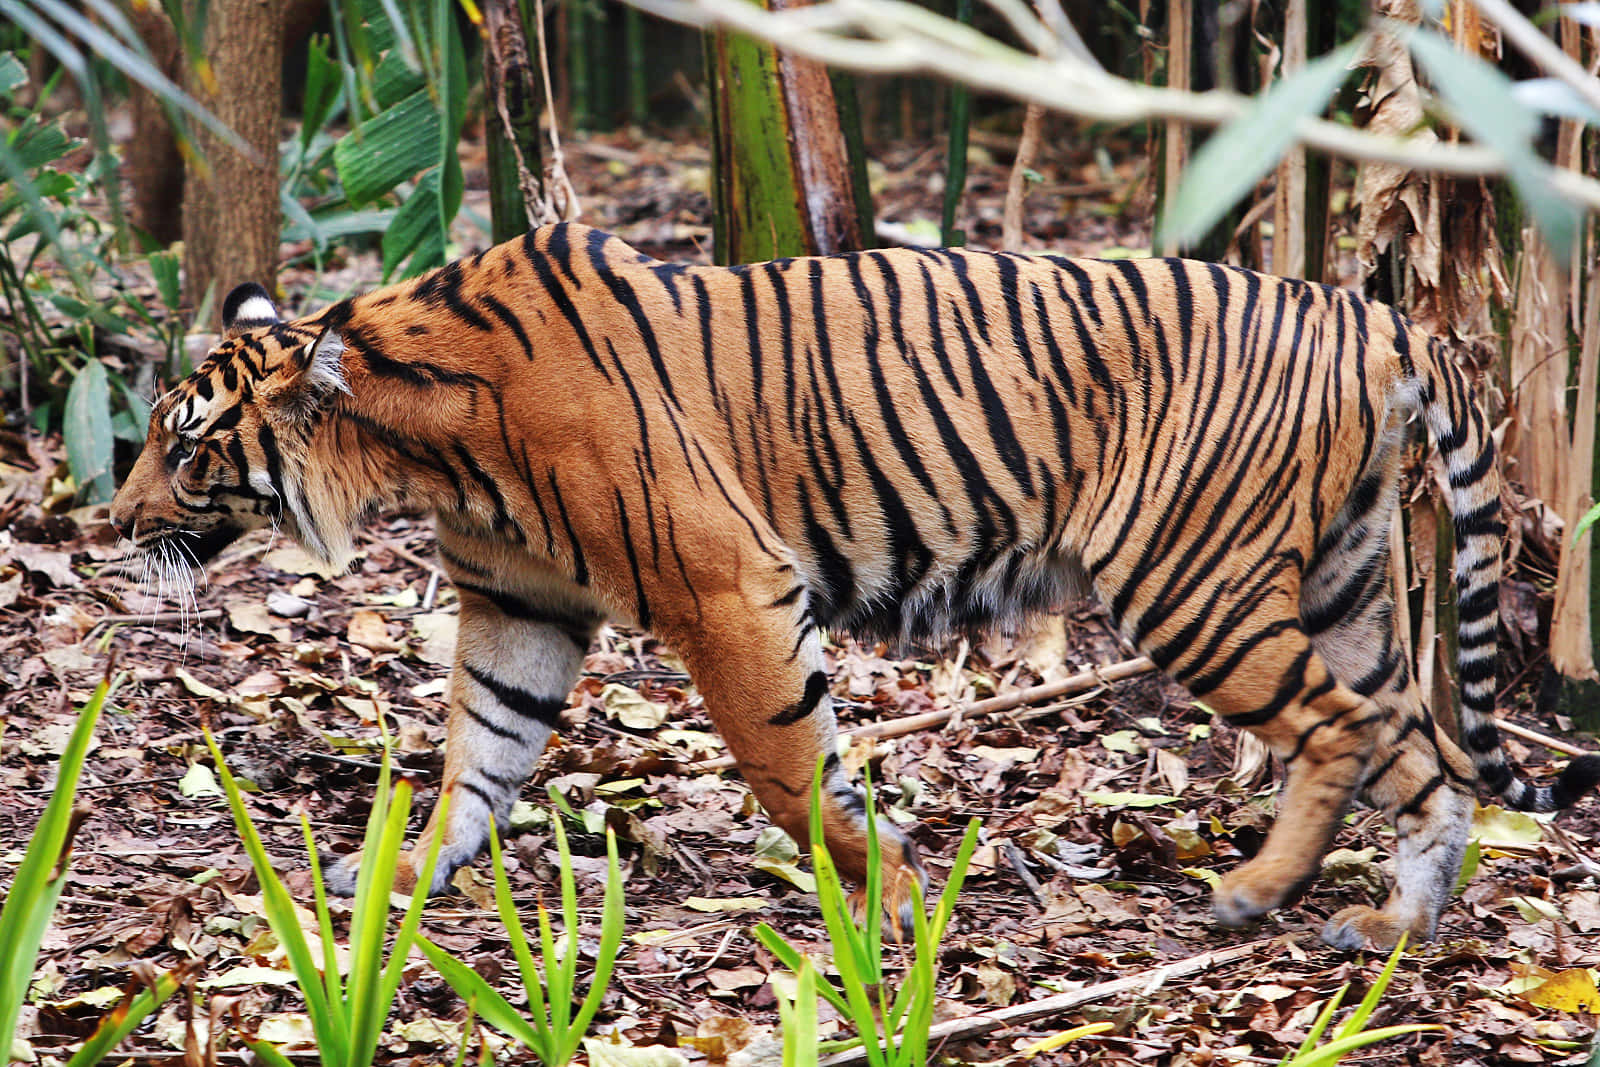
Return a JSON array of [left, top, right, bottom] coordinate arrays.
[[325, 547, 601, 896]]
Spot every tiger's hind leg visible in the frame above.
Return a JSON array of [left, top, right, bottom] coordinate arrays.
[[1302, 474, 1476, 949], [325, 535, 603, 896], [1119, 570, 1384, 931]]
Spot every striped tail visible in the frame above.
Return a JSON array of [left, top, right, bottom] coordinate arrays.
[[1412, 331, 1600, 812]]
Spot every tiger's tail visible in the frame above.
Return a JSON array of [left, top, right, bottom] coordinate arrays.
[[1410, 329, 1600, 812]]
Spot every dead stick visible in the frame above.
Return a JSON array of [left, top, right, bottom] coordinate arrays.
[[1496, 717, 1596, 759], [685, 656, 1155, 774], [817, 940, 1267, 1065], [92, 609, 224, 627]]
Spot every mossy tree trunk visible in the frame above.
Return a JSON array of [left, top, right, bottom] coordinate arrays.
[[705, 0, 874, 263], [484, 0, 548, 243]]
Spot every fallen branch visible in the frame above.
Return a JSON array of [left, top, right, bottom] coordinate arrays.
[[1496, 717, 1596, 760], [816, 940, 1268, 1065], [685, 655, 1155, 774]]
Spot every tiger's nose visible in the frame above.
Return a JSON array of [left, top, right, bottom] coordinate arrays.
[[108, 506, 137, 540]]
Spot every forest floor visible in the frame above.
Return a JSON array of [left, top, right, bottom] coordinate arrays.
[[2, 124, 1599, 1066]]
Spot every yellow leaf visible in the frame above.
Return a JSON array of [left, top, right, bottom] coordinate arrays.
[[684, 896, 768, 913], [1082, 791, 1180, 808], [1472, 804, 1546, 845], [1182, 866, 1220, 889], [601, 683, 669, 730], [1521, 969, 1600, 1012]]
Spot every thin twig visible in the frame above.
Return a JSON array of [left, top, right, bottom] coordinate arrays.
[[1003, 840, 1047, 904], [1497, 717, 1595, 759], [816, 940, 1269, 1065], [684, 656, 1155, 774]]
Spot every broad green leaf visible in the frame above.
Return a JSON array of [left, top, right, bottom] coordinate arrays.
[[333, 89, 439, 205], [300, 34, 343, 153], [0, 51, 24, 93], [148, 251, 181, 314], [1162, 40, 1361, 248], [1409, 26, 1579, 261], [382, 167, 446, 279], [1081, 791, 1181, 808], [64, 359, 115, 503]]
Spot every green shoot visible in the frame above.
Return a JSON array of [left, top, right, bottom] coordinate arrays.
[[757, 760, 982, 1065], [1280, 935, 1444, 1067], [418, 786, 625, 1066], [205, 728, 447, 1067], [2, 677, 111, 1062]]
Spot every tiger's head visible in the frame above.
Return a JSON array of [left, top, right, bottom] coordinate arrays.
[[108, 282, 352, 574]]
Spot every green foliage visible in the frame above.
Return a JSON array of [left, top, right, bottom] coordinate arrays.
[[1161, 24, 1590, 263], [1279, 936, 1442, 1067], [0, 676, 187, 1067], [0, 41, 181, 499], [776, 959, 819, 1067], [205, 729, 448, 1067], [417, 788, 626, 1066], [1575, 501, 1600, 546], [2, 678, 107, 1060], [311, 0, 469, 280], [756, 764, 982, 1065]]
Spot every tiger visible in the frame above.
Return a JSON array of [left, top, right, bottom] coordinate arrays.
[[108, 222, 1600, 949]]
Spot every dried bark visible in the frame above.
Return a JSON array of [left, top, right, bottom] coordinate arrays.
[[121, 3, 183, 246], [181, 0, 285, 320]]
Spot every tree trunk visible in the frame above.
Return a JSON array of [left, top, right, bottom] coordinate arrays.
[[122, 3, 183, 246], [705, 0, 873, 263], [182, 0, 284, 322]]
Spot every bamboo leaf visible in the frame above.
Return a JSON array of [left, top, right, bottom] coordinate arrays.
[[333, 89, 440, 205], [416, 939, 548, 1051], [1163, 40, 1361, 248], [64, 359, 115, 503], [1409, 27, 1579, 261]]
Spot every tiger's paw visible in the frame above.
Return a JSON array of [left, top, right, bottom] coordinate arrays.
[[1212, 869, 1286, 929], [844, 860, 928, 941], [317, 850, 421, 898], [1320, 905, 1432, 951]]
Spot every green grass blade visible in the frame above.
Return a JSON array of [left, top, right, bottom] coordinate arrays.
[[64, 967, 184, 1067], [415, 938, 546, 1051], [0, 679, 107, 1053], [549, 817, 575, 1037], [565, 829, 626, 1059], [1286, 1025, 1444, 1067], [1289, 983, 1348, 1062], [380, 791, 451, 1024], [347, 778, 414, 1066], [205, 729, 344, 1059], [486, 822, 553, 1047], [302, 815, 344, 1010], [1337, 934, 1408, 1040], [780, 959, 819, 1067], [242, 1038, 299, 1067], [752, 924, 852, 1018]]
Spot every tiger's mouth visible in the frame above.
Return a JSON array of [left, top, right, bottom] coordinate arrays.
[[140, 523, 246, 566]]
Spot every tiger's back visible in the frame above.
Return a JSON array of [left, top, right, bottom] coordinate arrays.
[[109, 223, 1600, 949]]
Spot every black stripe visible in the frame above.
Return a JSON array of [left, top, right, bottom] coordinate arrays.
[[478, 293, 535, 361], [463, 662, 566, 727], [769, 670, 829, 726]]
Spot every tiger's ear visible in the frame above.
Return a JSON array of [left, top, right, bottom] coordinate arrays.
[[284, 324, 348, 403], [266, 324, 348, 422], [222, 282, 281, 338]]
